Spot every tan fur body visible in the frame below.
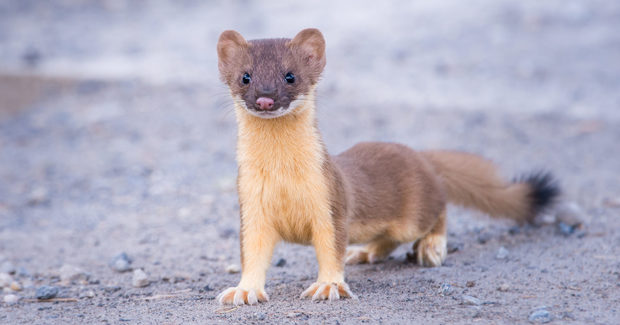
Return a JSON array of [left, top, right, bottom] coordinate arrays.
[[215, 28, 558, 305]]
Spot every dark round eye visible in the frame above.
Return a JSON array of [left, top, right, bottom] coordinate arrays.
[[285, 72, 295, 84], [242, 72, 251, 85]]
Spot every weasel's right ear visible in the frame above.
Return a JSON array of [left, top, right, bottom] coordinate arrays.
[[217, 30, 249, 84], [288, 28, 326, 83]]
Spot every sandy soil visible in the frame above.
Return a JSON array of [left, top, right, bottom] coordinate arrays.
[[1, 1, 619, 324]]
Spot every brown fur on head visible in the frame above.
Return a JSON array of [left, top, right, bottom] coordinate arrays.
[[216, 28, 326, 119]]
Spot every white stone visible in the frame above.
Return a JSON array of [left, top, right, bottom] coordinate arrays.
[[132, 269, 150, 288], [496, 246, 509, 260], [498, 283, 510, 292], [555, 202, 585, 226], [82, 290, 96, 298], [225, 264, 240, 274], [59, 264, 88, 284], [3, 294, 19, 305], [0, 273, 12, 287]]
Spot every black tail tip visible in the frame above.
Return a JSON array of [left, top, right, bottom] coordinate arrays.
[[520, 171, 561, 218]]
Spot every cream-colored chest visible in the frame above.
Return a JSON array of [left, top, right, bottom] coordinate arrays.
[[238, 164, 329, 244], [235, 113, 331, 244]]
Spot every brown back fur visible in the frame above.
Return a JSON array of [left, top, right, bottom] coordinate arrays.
[[333, 142, 446, 244]]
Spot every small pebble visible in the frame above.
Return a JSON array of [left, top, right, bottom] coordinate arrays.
[[16, 267, 30, 277], [466, 281, 476, 288], [255, 312, 266, 321], [0, 273, 12, 287], [109, 253, 132, 272], [461, 295, 482, 306], [557, 222, 576, 236], [477, 233, 491, 244], [498, 283, 510, 292], [529, 308, 553, 323], [537, 213, 556, 225], [496, 246, 509, 260], [10, 281, 22, 291], [132, 269, 150, 288], [439, 283, 454, 296], [3, 294, 19, 305], [27, 187, 49, 206], [202, 284, 214, 292], [555, 202, 585, 226], [81, 290, 96, 298], [104, 286, 122, 293], [447, 242, 463, 254], [508, 226, 521, 235], [275, 258, 286, 267], [36, 286, 59, 300], [59, 264, 88, 284], [225, 264, 240, 274], [218, 228, 236, 239]]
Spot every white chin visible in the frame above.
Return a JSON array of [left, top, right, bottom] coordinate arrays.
[[246, 107, 289, 119]]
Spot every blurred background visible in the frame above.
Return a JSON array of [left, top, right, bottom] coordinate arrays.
[[2, 0, 619, 117], [1, 1, 619, 323]]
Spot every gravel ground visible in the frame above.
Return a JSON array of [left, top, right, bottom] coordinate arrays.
[[1, 1, 619, 324]]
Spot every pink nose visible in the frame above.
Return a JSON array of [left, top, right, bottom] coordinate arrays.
[[256, 97, 274, 110]]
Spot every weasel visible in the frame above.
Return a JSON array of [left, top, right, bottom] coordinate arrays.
[[215, 28, 559, 305]]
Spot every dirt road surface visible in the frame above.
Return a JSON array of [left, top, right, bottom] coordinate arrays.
[[1, 1, 619, 324]]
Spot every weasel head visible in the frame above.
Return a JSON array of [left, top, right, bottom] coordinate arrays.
[[217, 28, 326, 119]]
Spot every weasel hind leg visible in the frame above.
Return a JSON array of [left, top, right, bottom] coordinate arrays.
[[345, 238, 399, 265], [414, 210, 447, 267]]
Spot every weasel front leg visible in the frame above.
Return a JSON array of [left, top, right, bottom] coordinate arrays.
[[300, 217, 355, 301], [217, 213, 279, 305]]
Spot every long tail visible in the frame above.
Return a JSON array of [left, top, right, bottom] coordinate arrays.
[[422, 150, 560, 223]]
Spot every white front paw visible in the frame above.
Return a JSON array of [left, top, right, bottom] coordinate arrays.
[[217, 286, 269, 305]]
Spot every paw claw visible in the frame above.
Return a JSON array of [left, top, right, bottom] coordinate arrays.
[[233, 289, 245, 306], [301, 281, 354, 301], [310, 286, 323, 301], [415, 234, 447, 267], [300, 282, 320, 299], [247, 290, 258, 305], [328, 284, 340, 301], [218, 287, 268, 305], [337, 281, 357, 300]]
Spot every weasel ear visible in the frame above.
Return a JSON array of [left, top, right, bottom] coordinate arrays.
[[217, 30, 249, 82], [288, 28, 326, 77]]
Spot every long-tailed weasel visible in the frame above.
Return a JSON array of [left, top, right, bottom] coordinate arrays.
[[215, 28, 559, 305]]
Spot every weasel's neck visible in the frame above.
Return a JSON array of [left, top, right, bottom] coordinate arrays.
[[235, 96, 326, 175]]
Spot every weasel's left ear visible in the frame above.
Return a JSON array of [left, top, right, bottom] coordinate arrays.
[[217, 30, 249, 84], [288, 28, 326, 81]]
